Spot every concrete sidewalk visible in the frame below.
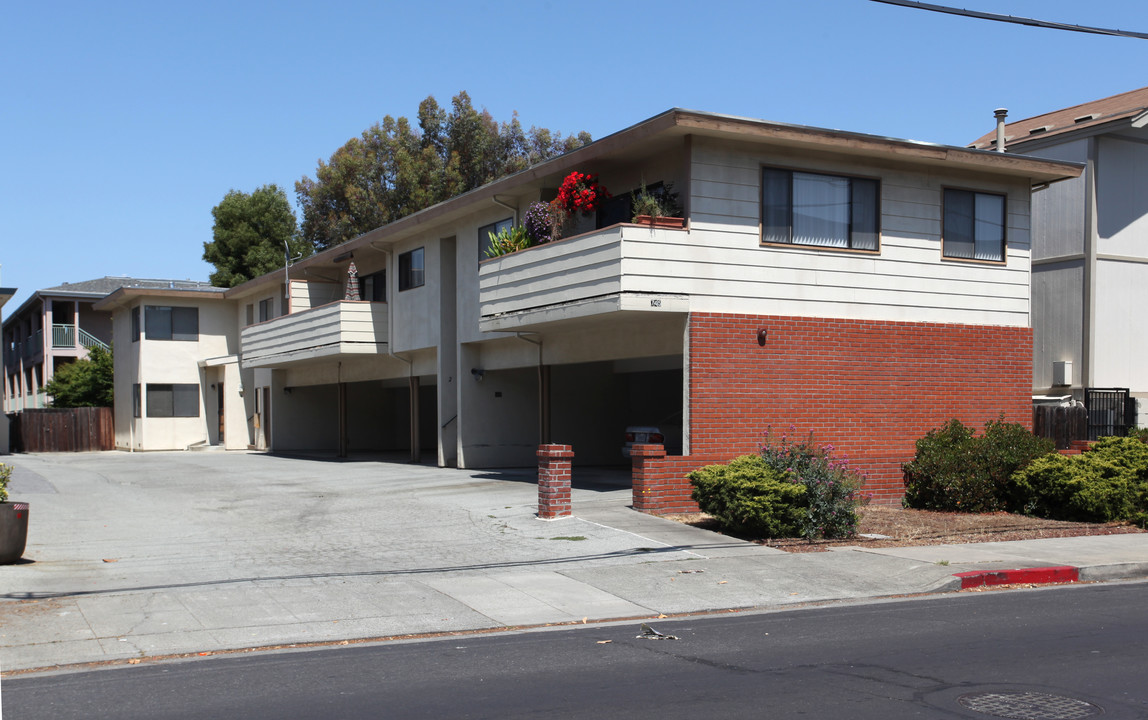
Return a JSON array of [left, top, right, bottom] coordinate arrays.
[[2, 452, 1147, 674]]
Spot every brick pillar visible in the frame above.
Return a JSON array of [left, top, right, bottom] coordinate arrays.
[[630, 443, 666, 513], [537, 444, 573, 519]]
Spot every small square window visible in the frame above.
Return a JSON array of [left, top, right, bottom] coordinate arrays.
[[145, 306, 198, 341], [943, 189, 1006, 262], [399, 248, 425, 291]]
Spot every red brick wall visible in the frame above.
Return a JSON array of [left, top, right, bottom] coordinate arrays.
[[633, 313, 1033, 511]]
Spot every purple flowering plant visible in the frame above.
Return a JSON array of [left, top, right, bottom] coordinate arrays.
[[523, 201, 558, 245], [760, 426, 869, 539]]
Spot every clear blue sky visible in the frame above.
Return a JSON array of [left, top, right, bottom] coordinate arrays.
[[3, 0, 1146, 310]]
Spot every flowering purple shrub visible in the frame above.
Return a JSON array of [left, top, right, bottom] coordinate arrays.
[[524, 201, 557, 244], [759, 427, 869, 539]]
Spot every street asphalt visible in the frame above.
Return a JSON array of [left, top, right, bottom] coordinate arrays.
[[2, 450, 1147, 674]]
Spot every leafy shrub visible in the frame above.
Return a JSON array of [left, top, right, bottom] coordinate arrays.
[[759, 428, 868, 539], [1009, 436, 1148, 527], [0, 463, 11, 503], [902, 418, 1054, 513], [689, 455, 806, 538], [1128, 426, 1148, 444], [484, 225, 532, 257]]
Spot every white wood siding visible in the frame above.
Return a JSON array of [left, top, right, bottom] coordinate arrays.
[[683, 137, 1033, 325], [241, 301, 389, 367]]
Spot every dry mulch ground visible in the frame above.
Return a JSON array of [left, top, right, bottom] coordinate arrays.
[[666, 506, 1146, 553]]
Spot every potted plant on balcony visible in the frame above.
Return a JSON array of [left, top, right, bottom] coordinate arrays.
[[484, 224, 532, 257], [552, 171, 611, 238], [632, 181, 684, 229], [0, 463, 29, 564]]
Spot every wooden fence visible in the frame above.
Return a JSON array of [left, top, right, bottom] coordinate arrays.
[[1032, 403, 1088, 450], [9, 407, 114, 452]]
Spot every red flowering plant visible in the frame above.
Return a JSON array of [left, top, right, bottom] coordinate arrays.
[[551, 171, 611, 222]]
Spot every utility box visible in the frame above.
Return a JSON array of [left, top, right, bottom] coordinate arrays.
[[1053, 360, 1073, 387]]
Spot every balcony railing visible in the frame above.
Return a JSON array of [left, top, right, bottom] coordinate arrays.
[[50, 324, 110, 351], [478, 223, 690, 330], [241, 301, 389, 368], [23, 330, 42, 360], [52, 324, 75, 348]]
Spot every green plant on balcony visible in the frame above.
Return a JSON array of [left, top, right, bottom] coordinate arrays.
[[631, 181, 681, 225], [484, 224, 533, 257]]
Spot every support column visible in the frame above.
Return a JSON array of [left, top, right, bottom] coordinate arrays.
[[538, 365, 551, 445], [337, 382, 347, 458], [630, 443, 666, 513], [409, 375, 420, 464], [536, 443, 573, 519]]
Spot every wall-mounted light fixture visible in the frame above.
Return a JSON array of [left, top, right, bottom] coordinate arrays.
[[471, 368, 485, 382], [757, 328, 768, 346]]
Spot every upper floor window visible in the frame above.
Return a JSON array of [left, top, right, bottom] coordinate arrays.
[[943, 188, 1006, 262], [258, 297, 273, 322], [762, 168, 879, 251], [131, 307, 140, 342], [399, 248, 425, 291], [145, 306, 198, 341], [478, 218, 513, 261]]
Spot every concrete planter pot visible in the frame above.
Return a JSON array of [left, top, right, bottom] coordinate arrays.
[[0, 502, 29, 564]]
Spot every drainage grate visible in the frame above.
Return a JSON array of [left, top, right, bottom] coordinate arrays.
[[958, 692, 1102, 719]]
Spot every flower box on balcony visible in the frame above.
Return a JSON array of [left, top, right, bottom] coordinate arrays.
[[633, 215, 686, 229]]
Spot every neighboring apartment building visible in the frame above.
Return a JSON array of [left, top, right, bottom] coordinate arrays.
[[93, 285, 238, 451], [186, 108, 1076, 506], [2, 277, 214, 414], [970, 86, 1148, 431], [0, 282, 15, 454]]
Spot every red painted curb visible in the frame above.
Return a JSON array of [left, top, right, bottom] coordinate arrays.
[[954, 565, 1079, 589]]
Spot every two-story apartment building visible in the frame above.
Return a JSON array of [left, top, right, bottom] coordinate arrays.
[[208, 109, 1079, 506], [93, 285, 241, 451], [970, 86, 1148, 432], [2, 277, 215, 414]]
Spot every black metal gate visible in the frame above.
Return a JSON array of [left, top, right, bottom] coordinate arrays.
[[1084, 387, 1134, 440]]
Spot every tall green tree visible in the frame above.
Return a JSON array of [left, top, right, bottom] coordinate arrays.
[[42, 345, 114, 408], [203, 184, 310, 288], [296, 92, 592, 251]]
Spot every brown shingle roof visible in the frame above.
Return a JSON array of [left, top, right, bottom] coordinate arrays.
[[969, 86, 1148, 150]]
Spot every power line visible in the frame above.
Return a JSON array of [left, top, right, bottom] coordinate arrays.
[[871, 0, 1148, 40]]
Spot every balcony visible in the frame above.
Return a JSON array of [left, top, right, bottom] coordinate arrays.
[[478, 224, 690, 332], [22, 330, 43, 360], [51, 324, 109, 351], [241, 301, 389, 369]]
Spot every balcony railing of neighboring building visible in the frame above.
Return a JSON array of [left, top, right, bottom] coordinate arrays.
[[23, 330, 43, 360], [51, 324, 110, 351], [52, 324, 75, 348]]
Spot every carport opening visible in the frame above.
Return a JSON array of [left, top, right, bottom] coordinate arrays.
[[550, 355, 683, 468]]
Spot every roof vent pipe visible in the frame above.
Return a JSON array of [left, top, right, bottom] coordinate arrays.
[[994, 108, 1008, 152]]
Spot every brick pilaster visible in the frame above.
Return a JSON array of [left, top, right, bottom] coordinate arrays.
[[537, 444, 574, 519]]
